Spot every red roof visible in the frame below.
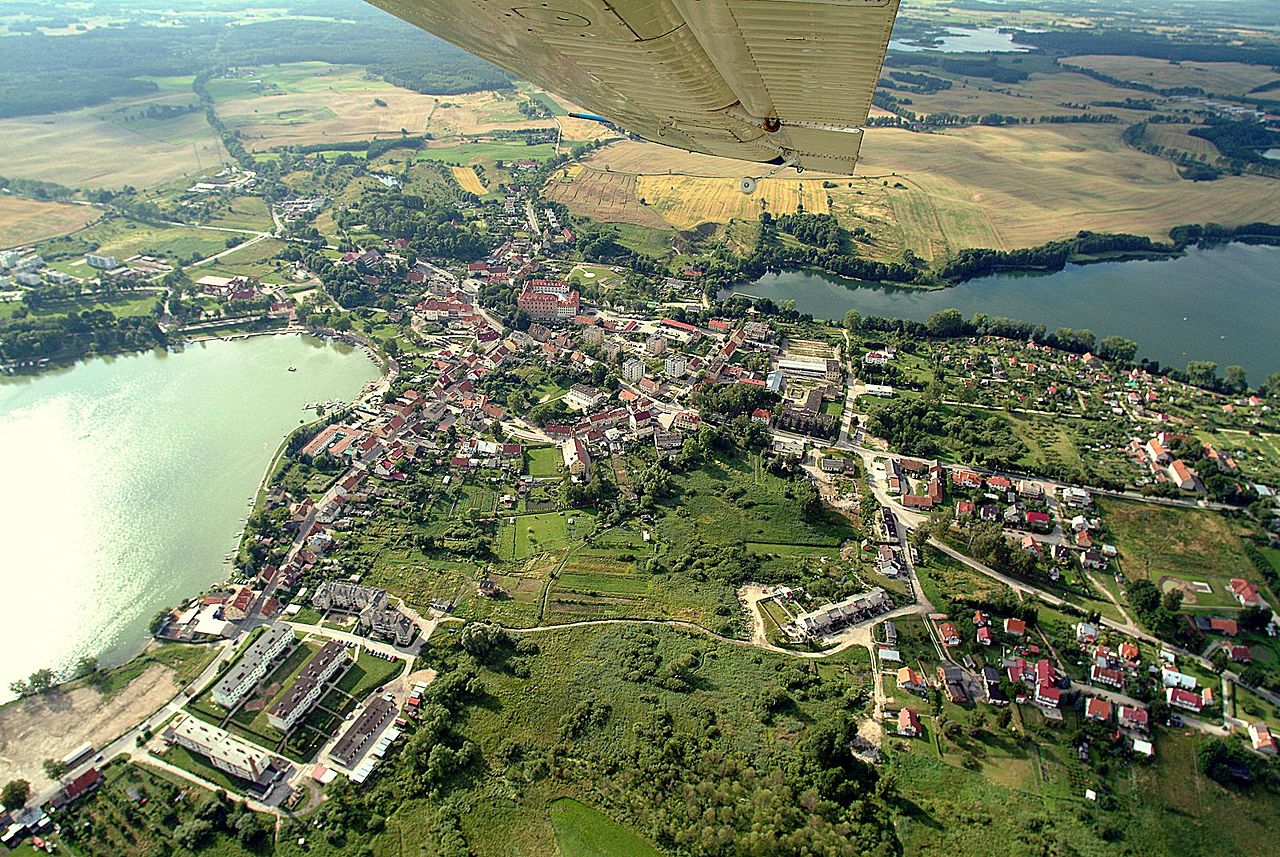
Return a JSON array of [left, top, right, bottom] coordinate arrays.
[[62, 767, 103, 800], [660, 317, 698, 333]]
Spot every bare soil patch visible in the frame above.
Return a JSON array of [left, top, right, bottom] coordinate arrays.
[[0, 665, 179, 790]]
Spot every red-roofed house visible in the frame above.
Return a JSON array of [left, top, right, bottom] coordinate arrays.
[[1166, 687, 1204, 712], [1085, 698, 1113, 722], [1091, 664, 1124, 689], [1004, 617, 1026, 637], [898, 707, 923, 737], [1119, 705, 1149, 732], [61, 767, 104, 802], [1229, 578, 1263, 607]]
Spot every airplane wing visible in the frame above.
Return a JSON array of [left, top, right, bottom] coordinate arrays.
[[364, 0, 901, 173]]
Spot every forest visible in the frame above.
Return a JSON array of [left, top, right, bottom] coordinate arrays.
[[0, 309, 167, 366], [0, 9, 511, 118]]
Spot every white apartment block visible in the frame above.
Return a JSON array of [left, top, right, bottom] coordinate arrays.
[[171, 716, 274, 783], [212, 622, 294, 709]]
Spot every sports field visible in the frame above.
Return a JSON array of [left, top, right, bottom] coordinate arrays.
[[0, 197, 97, 248]]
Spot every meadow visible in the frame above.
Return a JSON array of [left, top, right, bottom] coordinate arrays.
[[549, 798, 663, 857], [211, 63, 438, 151], [1099, 498, 1260, 605], [36, 215, 231, 265], [0, 88, 225, 190], [0, 196, 97, 248]]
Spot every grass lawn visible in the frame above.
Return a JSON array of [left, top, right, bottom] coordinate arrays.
[[525, 445, 563, 477], [333, 650, 406, 700], [549, 798, 663, 857], [159, 742, 256, 794], [496, 510, 594, 561], [201, 195, 274, 231]]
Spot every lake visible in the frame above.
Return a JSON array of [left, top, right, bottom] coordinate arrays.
[[719, 243, 1280, 381], [0, 333, 380, 700], [890, 26, 1034, 54]]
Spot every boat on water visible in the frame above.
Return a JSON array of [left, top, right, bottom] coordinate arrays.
[[288, 366, 297, 372]]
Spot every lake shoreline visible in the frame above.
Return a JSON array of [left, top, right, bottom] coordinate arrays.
[[720, 241, 1280, 379], [0, 331, 383, 701], [734, 231, 1280, 299]]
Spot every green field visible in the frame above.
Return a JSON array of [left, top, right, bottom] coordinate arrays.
[[1100, 498, 1258, 605], [413, 141, 557, 165], [524, 445, 562, 477], [201, 195, 274, 231], [333, 649, 406, 699], [0, 289, 158, 321], [192, 237, 289, 281], [496, 510, 593, 561], [549, 798, 663, 857], [37, 215, 229, 265]]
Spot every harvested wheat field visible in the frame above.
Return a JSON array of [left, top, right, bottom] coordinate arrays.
[[636, 175, 830, 229], [427, 89, 553, 137], [451, 165, 488, 195], [1062, 55, 1280, 97], [1141, 124, 1222, 159], [0, 102, 226, 190], [0, 197, 97, 249], [214, 65, 440, 151], [856, 123, 1280, 248], [544, 165, 671, 230]]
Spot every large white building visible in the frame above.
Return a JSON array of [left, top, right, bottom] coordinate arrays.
[[561, 437, 591, 480], [212, 622, 295, 709], [664, 354, 687, 379], [622, 357, 645, 383], [171, 716, 275, 784], [789, 589, 891, 639]]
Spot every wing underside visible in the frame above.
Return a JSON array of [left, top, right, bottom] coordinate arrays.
[[366, 0, 900, 173]]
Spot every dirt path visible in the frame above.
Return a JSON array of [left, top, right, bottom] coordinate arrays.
[[0, 665, 180, 790]]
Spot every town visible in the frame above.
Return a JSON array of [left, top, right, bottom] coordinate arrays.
[[3, 110, 1280, 857]]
